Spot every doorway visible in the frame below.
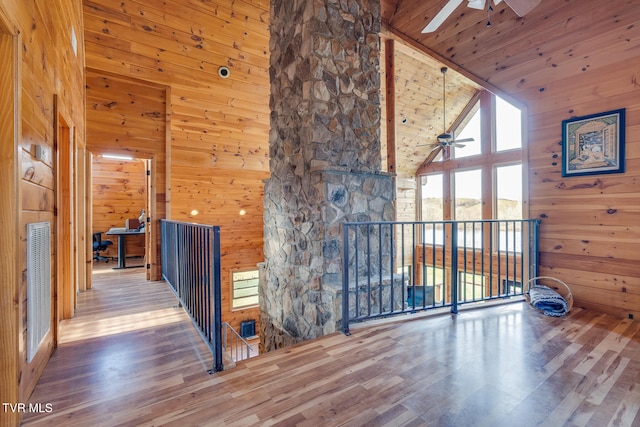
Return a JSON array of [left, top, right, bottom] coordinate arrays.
[[85, 69, 168, 283], [90, 153, 150, 275]]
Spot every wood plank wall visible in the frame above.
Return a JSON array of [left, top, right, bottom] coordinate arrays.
[[0, 0, 86, 423], [83, 0, 270, 332], [525, 65, 640, 319], [92, 157, 147, 259]]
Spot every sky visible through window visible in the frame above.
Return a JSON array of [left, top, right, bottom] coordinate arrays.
[[452, 96, 522, 200]]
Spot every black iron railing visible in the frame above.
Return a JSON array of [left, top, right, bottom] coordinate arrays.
[[342, 219, 541, 334], [161, 219, 223, 373], [222, 322, 253, 363]]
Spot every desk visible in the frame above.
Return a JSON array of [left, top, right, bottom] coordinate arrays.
[[106, 227, 145, 269]]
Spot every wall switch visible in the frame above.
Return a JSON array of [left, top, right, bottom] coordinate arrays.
[[34, 145, 48, 162]]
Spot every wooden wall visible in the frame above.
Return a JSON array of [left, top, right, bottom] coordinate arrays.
[[526, 65, 639, 319], [92, 157, 147, 259], [83, 0, 270, 332], [0, 0, 86, 424]]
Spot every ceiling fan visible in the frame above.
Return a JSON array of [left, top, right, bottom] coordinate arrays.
[[420, 67, 474, 162], [422, 0, 542, 33]]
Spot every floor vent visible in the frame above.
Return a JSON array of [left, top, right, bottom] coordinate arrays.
[[27, 222, 51, 362]]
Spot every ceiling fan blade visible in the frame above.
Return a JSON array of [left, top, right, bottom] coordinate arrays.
[[416, 142, 440, 150], [422, 0, 464, 33], [429, 143, 444, 153], [503, 0, 541, 16], [452, 137, 475, 143], [467, 0, 486, 10], [451, 143, 466, 148]]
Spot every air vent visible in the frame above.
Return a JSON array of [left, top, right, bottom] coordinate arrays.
[[27, 222, 51, 362], [240, 320, 256, 338]]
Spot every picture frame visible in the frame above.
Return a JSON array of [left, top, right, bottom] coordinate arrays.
[[561, 108, 625, 177]]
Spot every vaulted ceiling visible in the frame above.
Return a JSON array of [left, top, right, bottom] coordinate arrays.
[[381, 0, 640, 177]]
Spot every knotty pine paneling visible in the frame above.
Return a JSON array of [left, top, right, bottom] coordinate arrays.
[[526, 65, 639, 319], [86, 70, 167, 157], [84, 0, 269, 334], [92, 157, 147, 259], [0, 0, 86, 419]]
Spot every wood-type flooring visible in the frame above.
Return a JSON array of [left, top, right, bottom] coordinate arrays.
[[22, 266, 640, 426]]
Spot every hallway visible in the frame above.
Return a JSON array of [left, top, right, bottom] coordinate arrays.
[[22, 267, 214, 425]]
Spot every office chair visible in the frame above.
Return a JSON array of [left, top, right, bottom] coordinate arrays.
[[93, 232, 113, 263]]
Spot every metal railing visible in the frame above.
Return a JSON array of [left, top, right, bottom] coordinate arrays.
[[222, 322, 253, 362], [161, 219, 223, 373], [342, 219, 541, 334]]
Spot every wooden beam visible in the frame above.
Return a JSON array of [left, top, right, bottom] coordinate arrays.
[[385, 38, 397, 176], [480, 90, 493, 221]]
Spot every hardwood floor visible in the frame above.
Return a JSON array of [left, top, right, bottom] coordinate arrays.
[[22, 266, 640, 426]]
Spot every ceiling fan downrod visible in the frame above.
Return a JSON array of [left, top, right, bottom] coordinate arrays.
[[438, 67, 453, 144]]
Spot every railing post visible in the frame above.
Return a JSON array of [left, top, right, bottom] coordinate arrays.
[[451, 223, 458, 314], [211, 226, 223, 373], [342, 223, 351, 335], [533, 219, 541, 279]]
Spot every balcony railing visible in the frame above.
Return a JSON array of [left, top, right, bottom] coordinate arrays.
[[342, 219, 541, 334], [161, 219, 223, 373]]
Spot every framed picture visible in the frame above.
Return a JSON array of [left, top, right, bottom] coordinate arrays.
[[562, 108, 625, 177]]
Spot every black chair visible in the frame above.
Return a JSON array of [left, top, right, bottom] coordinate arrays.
[[93, 232, 113, 263]]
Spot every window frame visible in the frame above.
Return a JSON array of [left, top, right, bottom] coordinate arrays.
[[231, 269, 260, 310], [417, 90, 526, 224]]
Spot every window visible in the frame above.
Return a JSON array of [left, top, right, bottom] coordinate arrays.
[[232, 270, 259, 309], [496, 97, 522, 152], [496, 164, 523, 252], [454, 107, 481, 158], [503, 279, 523, 295], [496, 164, 522, 220], [422, 266, 445, 303], [420, 173, 443, 221], [419, 90, 524, 227], [458, 272, 486, 302], [454, 169, 482, 220], [420, 173, 444, 245]]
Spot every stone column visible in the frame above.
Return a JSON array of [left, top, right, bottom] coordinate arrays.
[[261, 0, 391, 352]]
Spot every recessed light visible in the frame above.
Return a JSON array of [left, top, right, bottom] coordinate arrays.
[[102, 154, 133, 161]]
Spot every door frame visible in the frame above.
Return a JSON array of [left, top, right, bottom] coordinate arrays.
[[54, 95, 76, 326], [87, 151, 158, 279], [0, 13, 21, 426]]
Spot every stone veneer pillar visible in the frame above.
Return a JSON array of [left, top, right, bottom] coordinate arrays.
[[261, 0, 392, 352]]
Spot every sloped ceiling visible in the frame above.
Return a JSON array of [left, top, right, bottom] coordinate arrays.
[[381, 0, 640, 176], [390, 43, 481, 178]]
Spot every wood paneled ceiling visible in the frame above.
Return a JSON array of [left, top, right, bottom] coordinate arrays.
[[389, 43, 481, 178], [381, 0, 640, 177]]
